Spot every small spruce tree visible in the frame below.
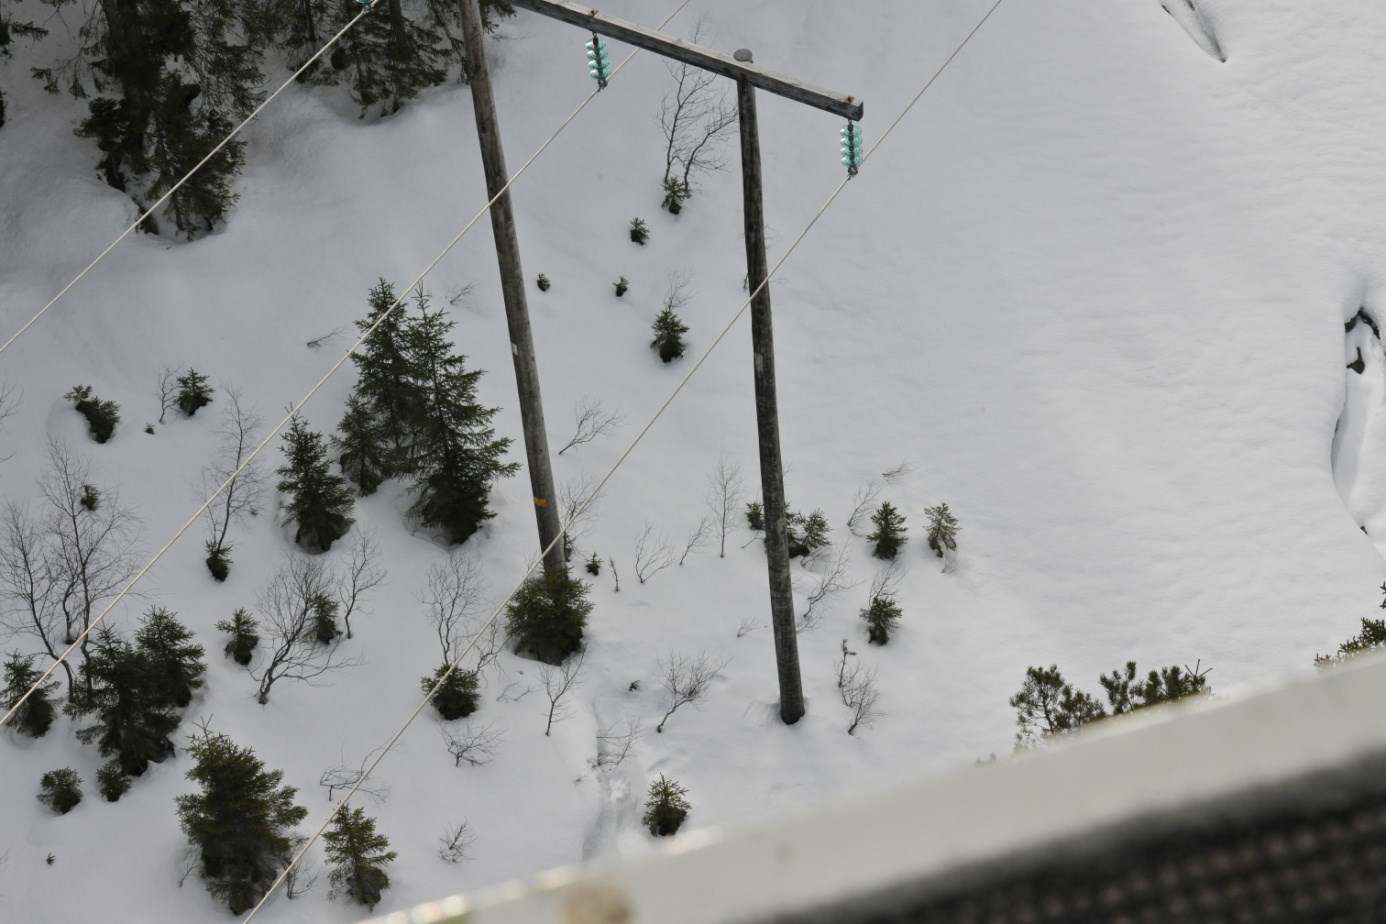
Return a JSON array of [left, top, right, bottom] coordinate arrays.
[[1316, 615, 1386, 668], [867, 502, 907, 559], [67, 628, 179, 776], [614, 276, 630, 297], [642, 775, 690, 836], [175, 369, 214, 417], [345, 280, 422, 475], [324, 807, 397, 910], [586, 553, 601, 576], [1009, 665, 1105, 750], [334, 394, 388, 496], [3, 651, 59, 738], [651, 307, 689, 363], [65, 385, 120, 443], [37, 768, 83, 815], [925, 503, 960, 559], [80, 483, 101, 511], [135, 607, 207, 709], [422, 665, 479, 720], [786, 509, 830, 559], [536, 273, 550, 291], [96, 760, 132, 802], [506, 568, 593, 665], [311, 593, 341, 645], [205, 540, 232, 582], [215, 609, 259, 665], [277, 415, 355, 552], [862, 595, 903, 645], [177, 729, 309, 914], [629, 217, 649, 244], [745, 501, 764, 531]]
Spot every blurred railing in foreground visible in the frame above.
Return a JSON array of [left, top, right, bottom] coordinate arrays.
[[362, 653, 1386, 923]]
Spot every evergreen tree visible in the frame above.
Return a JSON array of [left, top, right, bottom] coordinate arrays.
[[405, 299, 517, 544], [175, 369, 214, 416], [334, 394, 388, 496], [925, 503, 960, 558], [134, 606, 206, 708], [65, 385, 120, 443], [277, 415, 355, 552], [311, 592, 340, 645], [642, 775, 690, 836], [861, 595, 902, 645], [651, 307, 689, 363], [37, 768, 83, 815], [867, 502, 907, 559], [177, 729, 309, 914], [1009, 665, 1105, 750], [215, 609, 259, 665], [323, 807, 397, 910], [344, 280, 420, 474], [786, 508, 830, 559], [1316, 615, 1386, 668], [67, 628, 179, 776], [422, 664, 479, 720], [745, 501, 764, 531], [2, 651, 59, 738], [96, 760, 132, 802], [506, 568, 593, 665], [205, 539, 232, 581], [1098, 661, 1210, 714]]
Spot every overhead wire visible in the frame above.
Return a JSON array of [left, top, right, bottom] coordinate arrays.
[[0, 0, 383, 359], [240, 0, 1011, 917]]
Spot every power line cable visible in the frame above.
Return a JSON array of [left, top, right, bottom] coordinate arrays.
[[241, 0, 1009, 917], [0, 1, 383, 359]]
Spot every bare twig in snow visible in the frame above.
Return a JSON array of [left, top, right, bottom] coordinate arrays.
[[443, 721, 504, 767], [846, 481, 882, 538], [541, 649, 585, 736], [558, 398, 624, 455], [704, 457, 744, 558], [439, 820, 478, 863], [633, 524, 675, 584], [656, 651, 728, 733], [679, 515, 713, 566]]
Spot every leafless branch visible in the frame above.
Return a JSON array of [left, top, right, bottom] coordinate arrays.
[[658, 22, 737, 205], [283, 836, 319, 899], [594, 717, 641, 768], [633, 524, 675, 584], [541, 648, 585, 736], [679, 515, 713, 566], [443, 721, 503, 767], [663, 270, 694, 313], [608, 556, 621, 593], [559, 473, 605, 562], [798, 543, 854, 631], [868, 564, 905, 608], [704, 457, 744, 558], [249, 555, 363, 705], [735, 614, 762, 639], [656, 651, 728, 733], [438, 820, 478, 863], [156, 366, 182, 425], [202, 388, 264, 558], [422, 550, 486, 666], [881, 461, 916, 483], [336, 529, 385, 640], [558, 397, 624, 455], [846, 481, 882, 538], [842, 662, 883, 735], [0, 382, 18, 463], [319, 746, 391, 804]]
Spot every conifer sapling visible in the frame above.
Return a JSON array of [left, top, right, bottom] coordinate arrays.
[[642, 775, 690, 836], [2, 652, 59, 738], [277, 415, 355, 552], [324, 807, 397, 910], [96, 760, 132, 802], [651, 307, 689, 363], [925, 503, 960, 559], [175, 369, 214, 417], [216, 609, 259, 665], [862, 595, 903, 645], [422, 665, 479, 721], [867, 502, 907, 559], [505, 568, 594, 665], [630, 217, 649, 244], [37, 768, 83, 815]]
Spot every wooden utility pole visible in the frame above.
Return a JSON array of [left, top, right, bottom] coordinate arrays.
[[501, 0, 864, 724], [459, 0, 565, 575], [734, 49, 802, 724]]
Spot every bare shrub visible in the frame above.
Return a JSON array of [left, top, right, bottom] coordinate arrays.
[[656, 651, 728, 733]]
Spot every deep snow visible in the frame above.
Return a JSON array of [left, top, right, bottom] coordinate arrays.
[[3, 0, 1386, 920]]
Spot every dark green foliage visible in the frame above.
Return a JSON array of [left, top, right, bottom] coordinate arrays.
[[205, 540, 231, 581], [175, 369, 214, 416], [422, 665, 479, 720], [1316, 613, 1386, 668], [404, 300, 517, 545], [334, 395, 387, 496], [80, 483, 101, 511], [925, 503, 960, 558], [1098, 661, 1210, 715], [787, 509, 830, 559], [745, 501, 764, 532], [585, 553, 601, 576], [536, 273, 550, 291], [661, 176, 689, 214], [96, 760, 132, 802], [651, 307, 688, 363], [176, 730, 309, 914], [311, 593, 340, 645], [65, 385, 120, 443], [67, 628, 180, 776], [324, 807, 396, 910], [862, 595, 902, 645], [1009, 665, 1105, 750], [615, 276, 629, 297], [37, 768, 83, 815], [642, 775, 690, 836], [343, 280, 420, 478], [3, 652, 58, 738], [277, 415, 355, 552], [135, 607, 206, 708], [506, 568, 593, 665], [1011, 661, 1211, 749], [630, 217, 649, 244], [215, 609, 258, 665], [867, 502, 907, 560]]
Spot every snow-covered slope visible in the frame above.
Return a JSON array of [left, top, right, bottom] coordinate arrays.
[[3, 1, 1386, 920]]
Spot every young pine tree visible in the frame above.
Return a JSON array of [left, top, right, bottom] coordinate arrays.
[[65, 385, 120, 443], [422, 665, 479, 720], [324, 807, 397, 910], [177, 729, 309, 914], [862, 595, 903, 645], [96, 760, 132, 802], [1009, 665, 1106, 750], [343, 280, 419, 478], [135, 607, 207, 709], [1098, 661, 1210, 715], [642, 775, 690, 836], [651, 307, 689, 363], [37, 768, 83, 815], [67, 628, 179, 776], [3, 652, 59, 738], [334, 394, 388, 496], [311, 592, 341, 645], [505, 568, 593, 665], [277, 416, 355, 552], [925, 503, 960, 559], [175, 369, 214, 417], [405, 300, 518, 544], [867, 502, 907, 560], [1315, 616, 1386, 668], [215, 609, 259, 665]]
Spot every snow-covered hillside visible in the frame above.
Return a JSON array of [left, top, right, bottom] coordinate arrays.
[[3, 0, 1386, 920]]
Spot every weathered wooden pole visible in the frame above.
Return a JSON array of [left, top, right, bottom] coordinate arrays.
[[734, 48, 804, 725], [459, 0, 566, 575]]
